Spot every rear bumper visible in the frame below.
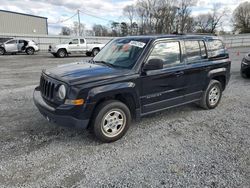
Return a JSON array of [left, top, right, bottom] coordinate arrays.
[[33, 87, 89, 129]]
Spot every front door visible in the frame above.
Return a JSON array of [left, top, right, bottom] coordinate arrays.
[[5, 40, 18, 52], [68, 39, 81, 52], [140, 40, 188, 115]]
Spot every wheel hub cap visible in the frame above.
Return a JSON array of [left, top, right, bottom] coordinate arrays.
[[101, 110, 126, 137], [209, 86, 220, 106]]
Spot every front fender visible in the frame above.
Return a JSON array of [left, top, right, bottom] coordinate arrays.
[[87, 82, 140, 108]]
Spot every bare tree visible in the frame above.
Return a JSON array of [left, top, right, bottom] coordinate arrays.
[[60, 26, 71, 35], [176, 0, 197, 33], [233, 2, 250, 33], [71, 22, 85, 36], [194, 4, 226, 33], [123, 5, 136, 34]]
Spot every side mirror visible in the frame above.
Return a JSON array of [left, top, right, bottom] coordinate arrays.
[[69, 42, 72, 45], [143, 59, 164, 71]]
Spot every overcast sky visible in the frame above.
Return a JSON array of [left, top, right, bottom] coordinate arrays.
[[0, 0, 250, 34]]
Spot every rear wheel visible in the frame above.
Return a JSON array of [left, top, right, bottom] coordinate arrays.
[[0, 47, 5, 55], [26, 47, 34, 55], [57, 49, 67, 58], [199, 80, 222, 109], [92, 100, 131, 143], [92, 48, 100, 56]]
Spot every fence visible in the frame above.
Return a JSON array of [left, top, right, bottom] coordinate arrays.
[[0, 33, 113, 51], [1, 33, 250, 51]]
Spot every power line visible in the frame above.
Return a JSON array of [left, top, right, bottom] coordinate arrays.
[[48, 12, 77, 24], [79, 9, 118, 23]]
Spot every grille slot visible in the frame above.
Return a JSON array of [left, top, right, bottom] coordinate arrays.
[[40, 76, 55, 100]]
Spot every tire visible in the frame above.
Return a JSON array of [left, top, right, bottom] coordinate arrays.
[[26, 47, 34, 55], [57, 49, 66, 58], [92, 100, 131, 143], [86, 52, 92, 57], [199, 80, 222, 110], [0, 47, 5, 55], [92, 48, 100, 56], [241, 70, 250, 78]]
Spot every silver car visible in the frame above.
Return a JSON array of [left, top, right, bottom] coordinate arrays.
[[0, 39, 39, 55]]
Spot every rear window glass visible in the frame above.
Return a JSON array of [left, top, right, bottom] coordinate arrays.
[[207, 39, 227, 59], [185, 40, 207, 63]]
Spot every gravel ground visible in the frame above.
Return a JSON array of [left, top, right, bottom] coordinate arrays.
[[0, 49, 249, 187]]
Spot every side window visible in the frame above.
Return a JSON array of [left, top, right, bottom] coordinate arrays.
[[207, 39, 226, 59], [80, 39, 85, 44], [147, 41, 181, 67], [70, 39, 79, 45], [6, 40, 17, 44], [185, 40, 207, 63]]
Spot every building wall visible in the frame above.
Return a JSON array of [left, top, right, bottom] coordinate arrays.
[[0, 10, 48, 35]]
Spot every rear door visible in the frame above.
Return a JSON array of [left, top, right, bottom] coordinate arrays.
[[140, 40, 188, 115], [182, 40, 210, 100], [5, 40, 18, 52]]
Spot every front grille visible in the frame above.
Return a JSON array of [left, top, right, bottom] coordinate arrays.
[[40, 75, 55, 100]]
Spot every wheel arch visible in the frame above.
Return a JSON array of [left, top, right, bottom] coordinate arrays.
[[208, 68, 227, 90], [88, 82, 140, 121]]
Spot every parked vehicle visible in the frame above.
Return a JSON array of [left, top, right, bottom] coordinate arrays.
[[34, 35, 231, 142], [0, 39, 39, 55], [48, 38, 106, 58], [241, 52, 250, 78]]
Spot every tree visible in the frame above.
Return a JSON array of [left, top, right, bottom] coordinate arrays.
[[111, 22, 120, 36], [233, 2, 250, 33], [60, 26, 71, 35], [92, 24, 108, 36], [177, 0, 197, 33], [120, 22, 128, 36], [194, 4, 226, 33], [71, 21, 85, 36], [123, 5, 136, 34]]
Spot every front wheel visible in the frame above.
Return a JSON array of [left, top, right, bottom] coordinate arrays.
[[199, 80, 222, 109], [0, 47, 6, 55], [92, 100, 131, 143], [26, 47, 34, 55], [57, 49, 66, 58]]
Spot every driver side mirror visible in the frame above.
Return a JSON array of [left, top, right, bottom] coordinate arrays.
[[69, 42, 72, 45], [143, 59, 164, 71]]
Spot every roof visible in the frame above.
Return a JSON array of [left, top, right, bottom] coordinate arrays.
[[122, 34, 219, 41], [0, 9, 47, 19]]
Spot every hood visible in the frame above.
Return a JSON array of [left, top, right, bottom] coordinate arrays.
[[44, 61, 130, 85]]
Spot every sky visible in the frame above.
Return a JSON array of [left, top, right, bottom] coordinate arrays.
[[0, 0, 250, 34]]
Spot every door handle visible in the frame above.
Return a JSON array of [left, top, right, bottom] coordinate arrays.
[[174, 71, 184, 76]]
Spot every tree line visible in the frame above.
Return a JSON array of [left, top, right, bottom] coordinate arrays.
[[60, 0, 250, 36]]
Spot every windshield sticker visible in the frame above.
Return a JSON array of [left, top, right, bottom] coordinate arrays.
[[129, 41, 146, 48]]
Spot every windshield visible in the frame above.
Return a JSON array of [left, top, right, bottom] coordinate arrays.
[[93, 38, 149, 69]]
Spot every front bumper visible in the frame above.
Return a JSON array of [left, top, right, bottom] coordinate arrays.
[[33, 87, 89, 129]]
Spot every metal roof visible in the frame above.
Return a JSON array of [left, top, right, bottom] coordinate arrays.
[[0, 9, 47, 19]]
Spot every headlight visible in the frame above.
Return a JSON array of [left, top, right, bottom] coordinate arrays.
[[58, 85, 66, 100]]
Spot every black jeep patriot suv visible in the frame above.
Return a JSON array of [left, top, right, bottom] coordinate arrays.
[[34, 35, 231, 142]]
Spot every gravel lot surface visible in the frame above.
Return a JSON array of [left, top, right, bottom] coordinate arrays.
[[0, 49, 249, 187]]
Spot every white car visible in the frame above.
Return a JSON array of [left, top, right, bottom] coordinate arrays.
[[0, 39, 39, 55], [48, 38, 106, 58]]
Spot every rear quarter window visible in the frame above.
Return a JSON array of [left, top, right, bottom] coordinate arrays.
[[207, 39, 227, 59]]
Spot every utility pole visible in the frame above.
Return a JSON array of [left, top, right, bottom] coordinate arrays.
[[77, 9, 81, 36]]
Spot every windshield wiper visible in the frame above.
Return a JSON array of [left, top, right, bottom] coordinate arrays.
[[94, 61, 117, 68]]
